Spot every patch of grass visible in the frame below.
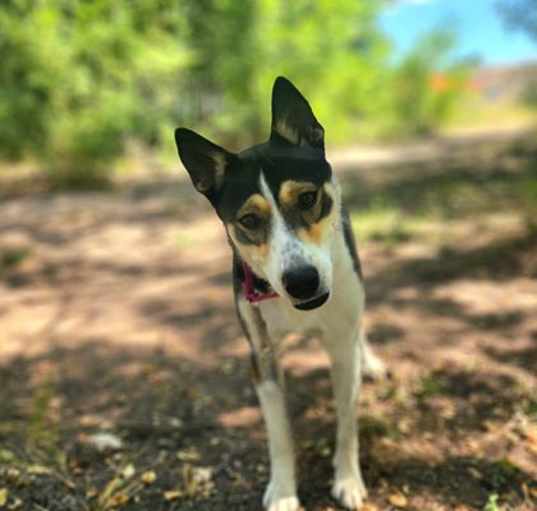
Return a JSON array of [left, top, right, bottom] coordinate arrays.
[[1, 248, 31, 270], [360, 415, 400, 441], [516, 177, 537, 233], [487, 459, 522, 492], [46, 166, 113, 191], [525, 399, 537, 420], [346, 135, 537, 238], [445, 98, 537, 135], [415, 374, 446, 399], [27, 381, 61, 462], [351, 198, 427, 247], [484, 493, 501, 511]]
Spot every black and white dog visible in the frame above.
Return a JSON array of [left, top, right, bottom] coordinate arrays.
[[174, 77, 386, 511]]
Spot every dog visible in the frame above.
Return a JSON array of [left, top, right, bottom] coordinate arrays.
[[174, 76, 386, 511]]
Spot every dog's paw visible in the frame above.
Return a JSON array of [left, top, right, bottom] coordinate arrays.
[[263, 480, 300, 511], [332, 472, 368, 510]]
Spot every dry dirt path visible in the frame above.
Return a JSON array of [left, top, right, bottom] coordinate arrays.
[[1, 131, 536, 510]]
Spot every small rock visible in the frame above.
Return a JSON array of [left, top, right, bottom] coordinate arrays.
[[388, 493, 408, 508], [87, 432, 123, 451]]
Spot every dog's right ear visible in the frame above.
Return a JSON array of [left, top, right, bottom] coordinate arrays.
[[174, 128, 236, 200], [271, 76, 324, 150]]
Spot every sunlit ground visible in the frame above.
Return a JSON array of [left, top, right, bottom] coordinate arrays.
[[1, 127, 536, 510]]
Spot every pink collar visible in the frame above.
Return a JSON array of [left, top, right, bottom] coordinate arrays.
[[241, 261, 279, 304]]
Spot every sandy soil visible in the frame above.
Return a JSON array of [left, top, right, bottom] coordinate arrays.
[[0, 130, 536, 510]]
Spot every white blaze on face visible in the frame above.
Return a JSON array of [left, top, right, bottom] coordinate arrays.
[[258, 171, 334, 301]]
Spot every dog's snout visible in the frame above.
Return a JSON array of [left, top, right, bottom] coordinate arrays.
[[282, 266, 320, 300]]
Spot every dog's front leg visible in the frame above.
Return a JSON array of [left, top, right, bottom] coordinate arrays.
[[256, 375, 299, 511], [239, 301, 300, 511], [322, 328, 367, 510]]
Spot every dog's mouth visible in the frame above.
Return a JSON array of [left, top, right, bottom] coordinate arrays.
[[294, 292, 330, 311]]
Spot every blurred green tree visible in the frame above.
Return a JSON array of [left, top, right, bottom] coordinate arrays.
[[180, 0, 391, 146], [0, 0, 191, 187], [497, 0, 537, 41], [389, 30, 471, 136], [0, 0, 469, 187]]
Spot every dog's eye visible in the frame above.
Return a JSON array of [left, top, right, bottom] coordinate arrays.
[[239, 214, 261, 230], [297, 191, 317, 210]]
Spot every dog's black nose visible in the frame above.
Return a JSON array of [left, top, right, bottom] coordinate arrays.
[[282, 266, 320, 300]]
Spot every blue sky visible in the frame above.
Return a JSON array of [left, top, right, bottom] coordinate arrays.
[[380, 0, 537, 66]]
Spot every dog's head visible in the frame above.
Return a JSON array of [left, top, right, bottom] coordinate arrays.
[[175, 77, 340, 311]]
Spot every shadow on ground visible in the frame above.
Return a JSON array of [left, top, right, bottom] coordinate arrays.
[[1, 131, 537, 510]]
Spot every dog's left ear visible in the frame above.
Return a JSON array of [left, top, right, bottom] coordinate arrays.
[[270, 76, 324, 150], [174, 128, 236, 204]]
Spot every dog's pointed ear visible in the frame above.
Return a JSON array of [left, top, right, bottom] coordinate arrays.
[[270, 76, 324, 150], [174, 128, 236, 199]]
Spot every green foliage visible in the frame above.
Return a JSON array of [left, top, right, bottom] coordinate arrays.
[[497, 0, 537, 41], [389, 30, 472, 136], [1, 247, 30, 269], [0, 0, 190, 187], [0, 1, 472, 187], [484, 493, 500, 511], [250, 0, 391, 143]]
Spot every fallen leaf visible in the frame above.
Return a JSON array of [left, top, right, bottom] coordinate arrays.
[[141, 470, 156, 485], [468, 467, 483, 479], [176, 448, 200, 462], [362, 504, 379, 511], [389, 493, 408, 508], [0, 488, 8, 507], [121, 464, 135, 480], [27, 465, 51, 475], [107, 493, 129, 508], [87, 432, 123, 451], [86, 487, 98, 499], [164, 490, 183, 501]]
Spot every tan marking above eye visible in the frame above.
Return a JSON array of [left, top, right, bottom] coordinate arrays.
[[236, 193, 271, 222], [279, 180, 318, 208]]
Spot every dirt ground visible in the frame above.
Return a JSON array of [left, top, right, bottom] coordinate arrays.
[[1, 130, 536, 511]]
